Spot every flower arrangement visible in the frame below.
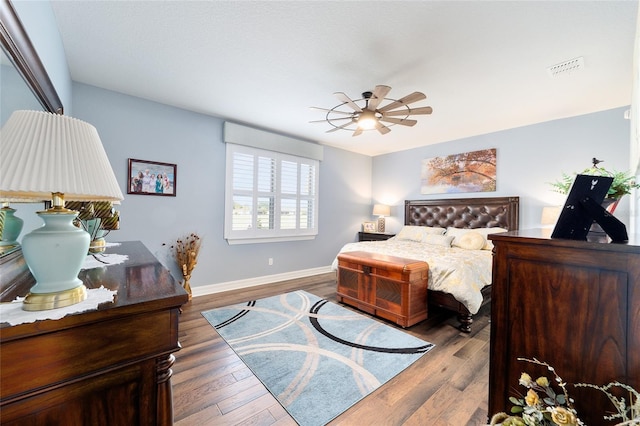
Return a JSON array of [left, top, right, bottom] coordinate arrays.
[[163, 233, 201, 300], [490, 358, 640, 426], [67, 201, 120, 253], [575, 382, 640, 425]]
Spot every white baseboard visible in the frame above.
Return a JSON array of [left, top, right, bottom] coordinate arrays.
[[191, 265, 334, 297]]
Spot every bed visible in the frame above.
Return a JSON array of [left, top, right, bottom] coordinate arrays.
[[332, 196, 520, 332]]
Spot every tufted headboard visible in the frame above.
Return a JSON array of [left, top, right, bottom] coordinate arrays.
[[404, 196, 520, 231]]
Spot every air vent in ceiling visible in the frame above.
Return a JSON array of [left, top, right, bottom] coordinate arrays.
[[547, 57, 584, 77]]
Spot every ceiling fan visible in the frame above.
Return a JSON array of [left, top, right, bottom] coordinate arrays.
[[310, 85, 433, 136]]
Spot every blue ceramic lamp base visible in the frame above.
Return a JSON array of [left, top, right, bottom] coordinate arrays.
[[21, 209, 90, 311], [0, 206, 24, 247]]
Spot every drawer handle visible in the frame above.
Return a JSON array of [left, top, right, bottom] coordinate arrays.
[[363, 265, 371, 275]]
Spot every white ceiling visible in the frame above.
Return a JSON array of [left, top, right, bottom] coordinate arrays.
[[50, 0, 638, 157]]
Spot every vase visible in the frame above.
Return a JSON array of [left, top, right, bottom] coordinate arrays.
[[182, 275, 192, 300]]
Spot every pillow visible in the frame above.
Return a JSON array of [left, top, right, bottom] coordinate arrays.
[[395, 225, 446, 242], [445, 227, 487, 250], [476, 227, 509, 250], [421, 226, 447, 235], [453, 231, 486, 250], [445, 227, 509, 250], [422, 234, 454, 247]]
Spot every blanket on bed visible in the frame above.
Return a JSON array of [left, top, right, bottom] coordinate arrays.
[[331, 239, 492, 314]]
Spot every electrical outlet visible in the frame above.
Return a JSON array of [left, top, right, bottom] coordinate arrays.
[[268, 258, 273, 266]]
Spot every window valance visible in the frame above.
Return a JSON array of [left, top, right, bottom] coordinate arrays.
[[223, 122, 323, 161]]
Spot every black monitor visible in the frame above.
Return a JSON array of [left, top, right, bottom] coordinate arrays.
[[551, 174, 628, 243]]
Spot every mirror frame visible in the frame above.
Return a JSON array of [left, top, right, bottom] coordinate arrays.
[[0, 0, 63, 114]]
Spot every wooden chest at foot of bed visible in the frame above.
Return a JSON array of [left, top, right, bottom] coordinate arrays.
[[336, 251, 429, 328]]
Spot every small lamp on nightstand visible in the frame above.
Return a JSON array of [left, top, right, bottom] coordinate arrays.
[[541, 206, 561, 228], [372, 204, 390, 233], [0, 110, 124, 311]]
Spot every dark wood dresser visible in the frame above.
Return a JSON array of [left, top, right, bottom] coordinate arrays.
[[0, 241, 189, 425], [488, 229, 640, 425]]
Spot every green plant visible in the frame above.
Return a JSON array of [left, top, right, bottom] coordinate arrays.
[[549, 160, 639, 200]]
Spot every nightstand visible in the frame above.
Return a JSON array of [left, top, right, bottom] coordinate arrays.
[[358, 232, 395, 242]]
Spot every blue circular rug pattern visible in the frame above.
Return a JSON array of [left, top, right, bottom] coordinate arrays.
[[202, 290, 434, 426]]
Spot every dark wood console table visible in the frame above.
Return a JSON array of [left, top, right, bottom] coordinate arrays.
[[488, 229, 640, 425], [0, 241, 189, 425]]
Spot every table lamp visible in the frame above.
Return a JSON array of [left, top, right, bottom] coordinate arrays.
[[0, 201, 24, 248], [0, 110, 124, 311], [541, 206, 561, 228], [372, 204, 390, 233]]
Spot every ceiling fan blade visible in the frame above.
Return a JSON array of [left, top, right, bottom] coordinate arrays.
[[374, 121, 391, 135], [378, 92, 427, 113], [334, 92, 362, 112], [352, 128, 364, 137], [383, 106, 433, 116], [309, 117, 353, 123], [367, 85, 391, 111], [309, 106, 353, 116], [379, 116, 418, 126], [326, 120, 355, 133]]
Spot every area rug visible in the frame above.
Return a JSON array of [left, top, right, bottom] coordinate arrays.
[[202, 290, 434, 426]]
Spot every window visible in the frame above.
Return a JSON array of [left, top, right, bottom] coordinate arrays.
[[225, 143, 319, 244]]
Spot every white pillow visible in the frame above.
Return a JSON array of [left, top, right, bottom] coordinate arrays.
[[422, 234, 454, 247], [396, 226, 446, 242], [445, 227, 509, 250], [453, 231, 486, 250], [445, 226, 487, 250], [476, 227, 509, 250], [421, 226, 447, 235]]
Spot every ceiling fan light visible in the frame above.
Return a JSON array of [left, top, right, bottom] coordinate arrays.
[[357, 110, 377, 130]]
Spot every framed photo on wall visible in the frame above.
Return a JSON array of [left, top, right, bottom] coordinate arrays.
[[127, 158, 176, 196]]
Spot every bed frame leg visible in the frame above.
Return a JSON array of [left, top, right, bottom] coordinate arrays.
[[458, 313, 472, 333]]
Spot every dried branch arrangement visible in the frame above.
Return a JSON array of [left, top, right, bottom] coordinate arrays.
[[164, 233, 201, 299]]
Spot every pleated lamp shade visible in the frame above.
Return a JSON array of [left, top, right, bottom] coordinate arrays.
[[0, 110, 123, 202], [0, 110, 123, 311]]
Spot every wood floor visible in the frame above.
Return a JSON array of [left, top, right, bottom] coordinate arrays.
[[172, 272, 491, 426]]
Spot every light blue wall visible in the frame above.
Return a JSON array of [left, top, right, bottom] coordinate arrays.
[[11, 0, 72, 112], [69, 83, 372, 287], [1, 63, 42, 124], [372, 107, 631, 232]]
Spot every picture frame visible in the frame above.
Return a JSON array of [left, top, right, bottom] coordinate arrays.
[[362, 221, 377, 233], [421, 148, 496, 195], [127, 158, 176, 196]]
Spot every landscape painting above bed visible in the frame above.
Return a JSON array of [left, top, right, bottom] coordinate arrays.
[[332, 196, 519, 333], [421, 148, 497, 195]]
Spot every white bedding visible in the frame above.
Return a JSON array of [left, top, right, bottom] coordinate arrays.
[[331, 238, 493, 314]]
